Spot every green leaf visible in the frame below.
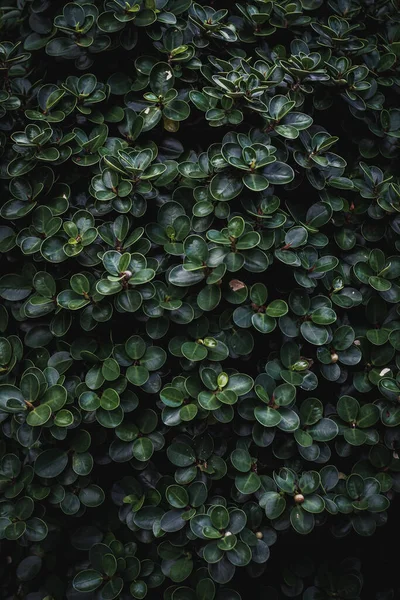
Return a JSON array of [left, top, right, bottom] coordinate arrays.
[[166, 484, 189, 509], [231, 448, 252, 472], [73, 570, 103, 593], [333, 325, 355, 350], [369, 276, 391, 291], [285, 226, 308, 248], [210, 505, 229, 529], [100, 388, 120, 410], [261, 492, 286, 519], [226, 373, 253, 395], [164, 99, 190, 122], [277, 408, 300, 432], [235, 472, 261, 494], [26, 404, 52, 426], [226, 541, 252, 566], [79, 485, 105, 508], [150, 62, 175, 96], [16, 556, 42, 582], [290, 506, 314, 534], [126, 365, 149, 386], [308, 419, 338, 442], [168, 265, 205, 287], [170, 558, 193, 583], [132, 438, 154, 461], [184, 235, 208, 262], [181, 341, 208, 361], [130, 581, 147, 599], [197, 285, 221, 311], [337, 395, 359, 423], [208, 556, 235, 584], [210, 173, 243, 201], [54, 409, 74, 427], [5, 521, 26, 540], [346, 474, 364, 499], [102, 358, 120, 381], [167, 442, 196, 467], [254, 405, 281, 427], [35, 449, 68, 478], [357, 404, 379, 428], [302, 494, 325, 513], [311, 307, 336, 325], [300, 398, 323, 425], [274, 383, 296, 406], [344, 428, 367, 446], [252, 313, 276, 333], [294, 429, 313, 447], [300, 322, 329, 346], [265, 300, 288, 317], [243, 173, 269, 192]]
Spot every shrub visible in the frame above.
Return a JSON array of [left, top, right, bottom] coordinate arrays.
[[0, 0, 400, 598]]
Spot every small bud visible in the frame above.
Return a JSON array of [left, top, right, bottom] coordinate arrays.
[[255, 531, 263, 539], [204, 337, 217, 348], [123, 270, 132, 278], [294, 494, 305, 504], [217, 372, 229, 388], [331, 352, 339, 363], [292, 360, 309, 371], [165, 225, 175, 238], [224, 531, 232, 537]]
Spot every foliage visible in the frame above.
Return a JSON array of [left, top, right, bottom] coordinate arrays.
[[1, 0, 400, 597]]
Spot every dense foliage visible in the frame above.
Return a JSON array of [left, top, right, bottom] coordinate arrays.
[[1, 0, 400, 598]]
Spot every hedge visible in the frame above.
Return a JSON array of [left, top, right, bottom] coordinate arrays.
[[1, 0, 400, 598]]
